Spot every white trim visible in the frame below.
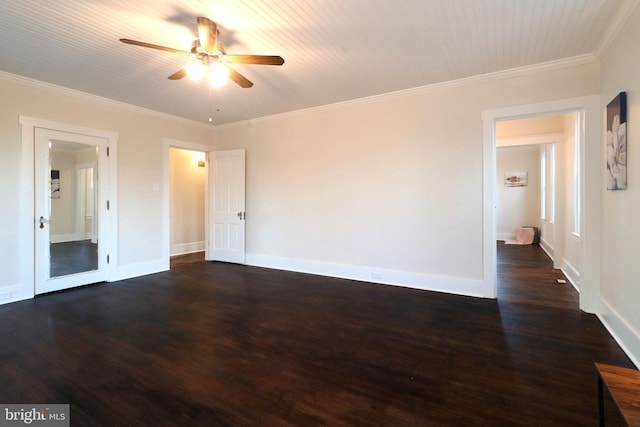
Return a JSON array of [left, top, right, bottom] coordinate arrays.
[[18, 119, 35, 303], [496, 233, 515, 241], [595, 0, 640, 57], [0, 284, 31, 305], [215, 54, 598, 130], [171, 242, 205, 256], [561, 259, 580, 292], [16, 116, 118, 305], [598, 298, 640, 369], [162, 138, 215, 270], [0, 290, 15, 302], [539, 238, 554, 260], [50, 233, 77, 244], [246, 254, 485, 298], [111, 259, 167, 282], [2, 71, 212, 130], [482, 95, 601, 311]]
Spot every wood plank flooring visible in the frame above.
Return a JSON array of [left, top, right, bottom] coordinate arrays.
[[0, 244, 634, 426], [170, 251, 205, 269]]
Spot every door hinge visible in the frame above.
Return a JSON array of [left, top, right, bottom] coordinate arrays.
[[106, 146, 110, 157], [107, 200, 110, 210], [107, 254, 110, 264]]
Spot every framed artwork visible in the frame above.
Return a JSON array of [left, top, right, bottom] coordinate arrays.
[[505, 171, 527, 187], [606, 92, 627, 190], [51, 170, 60, 198]]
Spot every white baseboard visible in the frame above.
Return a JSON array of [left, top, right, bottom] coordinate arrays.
[[598, 298, 640, 369], [50, 233, 94, 243], [110, 258, 169, 282], [50, 233, 77, 243], [539, 238, 554, 260], [497, 232, 515, 241], [171, 241, 205, 256], [245, 253, 486, 298], [0, 284, 33, 305], [560, 258, 580, 292]]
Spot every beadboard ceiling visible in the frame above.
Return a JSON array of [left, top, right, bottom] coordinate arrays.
[[0, 1, 635, 125]]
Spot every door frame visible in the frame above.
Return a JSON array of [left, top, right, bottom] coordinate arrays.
[[161, 138, 214, 268], [34, 128, 108, 294], [481, 95, 602, 313], [20, 116, 118, 299]]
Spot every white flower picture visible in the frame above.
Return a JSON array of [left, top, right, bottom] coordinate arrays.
[[606, 92, 627, 190]]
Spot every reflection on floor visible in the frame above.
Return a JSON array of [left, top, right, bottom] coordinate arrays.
[[170, 251, 205, 269], [50, 240, 98, 277]]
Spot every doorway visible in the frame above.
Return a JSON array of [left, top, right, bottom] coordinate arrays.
[[161, 139, 247, 269], [495, 112, 582, 302], [481, 95, 602, 313], [169, 147, 207, 263], [20, 116, 118, 299], [162, 138, 213, 269], [35, 129, 107, 294], [495, 114, 568, 262]]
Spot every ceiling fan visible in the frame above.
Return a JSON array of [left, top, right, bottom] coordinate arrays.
[[120, 17, 284, 88]]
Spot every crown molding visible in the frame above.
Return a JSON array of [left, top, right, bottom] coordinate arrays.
[[214, 54, 599, 131], [0, 51, 599, 134], [0, 71, 213, 130], [595, 0, 640, 58]]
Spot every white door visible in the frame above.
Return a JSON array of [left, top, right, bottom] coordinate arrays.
[[206, 149, 246, 263], [35, 128, 109, 294]]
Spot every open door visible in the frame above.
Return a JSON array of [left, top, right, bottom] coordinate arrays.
[[206, 149, 245, 263]]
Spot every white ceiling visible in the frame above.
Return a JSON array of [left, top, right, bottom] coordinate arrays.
[[0, 1, 634, 126]]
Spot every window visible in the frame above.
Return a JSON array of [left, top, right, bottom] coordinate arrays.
[[549, 144, 555, 223], [540, 150, 546, 219], [573, 118, 581, 235]]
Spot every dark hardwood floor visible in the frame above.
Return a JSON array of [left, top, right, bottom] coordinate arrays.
[[50, 240, 98, 277], [0, 244, 634, 426], [170, 251, 205, 269]]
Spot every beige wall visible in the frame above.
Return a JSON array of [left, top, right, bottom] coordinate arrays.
[[50, 150, 77, 239], [496, 115, 565, 139], [0, 75, 214, 302], [214, 61, 600, 296], [169, 148, 206, 256], [495, 146, 541, 240], [599, 4, 640, 366]]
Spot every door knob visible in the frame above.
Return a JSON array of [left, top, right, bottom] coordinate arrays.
[[39, 216, 47, 229], [237, 211, 245, 220]]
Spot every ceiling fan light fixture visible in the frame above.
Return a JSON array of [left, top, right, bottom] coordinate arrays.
[[186, 62, 206, 82], [209, 62, 229, 88]]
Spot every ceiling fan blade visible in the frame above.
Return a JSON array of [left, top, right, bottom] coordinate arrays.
[[168, 69, 187, 80], [226, 66, 253, 88], [225, 55, 285, 66], [197, 17, 218, 53], [120, 39, 192, 56]]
